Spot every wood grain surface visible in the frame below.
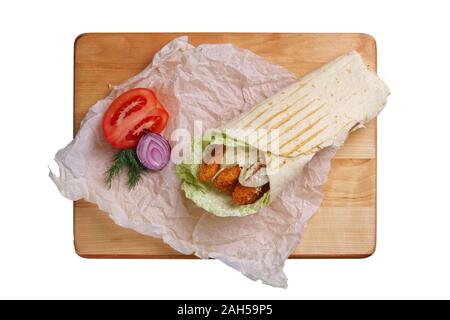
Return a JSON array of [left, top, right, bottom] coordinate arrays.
[[74, 33, 377, 258]]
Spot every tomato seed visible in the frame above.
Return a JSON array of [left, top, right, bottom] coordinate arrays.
[[111, 97, 147, 125], [125, 116, 161, 141]]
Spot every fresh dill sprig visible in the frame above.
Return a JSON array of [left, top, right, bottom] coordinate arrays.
[[124, 148, 145, 189], [105, 150, 128, 188], [105, 149, 145, 190]]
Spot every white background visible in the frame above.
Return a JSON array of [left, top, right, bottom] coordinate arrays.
[[1, 0, 449, 299]]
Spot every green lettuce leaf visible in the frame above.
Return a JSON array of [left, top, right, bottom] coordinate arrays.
[[175, 135, 270, 217]]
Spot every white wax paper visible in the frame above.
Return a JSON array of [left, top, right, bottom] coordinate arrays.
[[50, 36, 336, 288]]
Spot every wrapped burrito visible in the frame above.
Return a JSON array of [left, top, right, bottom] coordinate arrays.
[[176, 50, 390, 217]]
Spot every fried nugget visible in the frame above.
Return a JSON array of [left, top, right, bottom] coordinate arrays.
[[198, 162, 221, 182], [232, 183, 270, 205], [232, 183, 260, 205], [213, 165, 240, 193]]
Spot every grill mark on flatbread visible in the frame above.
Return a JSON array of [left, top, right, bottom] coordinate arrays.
[[275, 142, 325, 170], [300, 142, 326, 155], [265, 120, 328, 170], [283, 125, 329, 155], [252, 98, 321, 149], [254, 94, 309, 130], [241, 102, 275, 129], [269, 97, 319, 131], [262, 108, 326, 155], [286, 81, 309, 99], [278, 113, 327, 150], [278, 103, 327, 138], [242, 82, 309, 128]]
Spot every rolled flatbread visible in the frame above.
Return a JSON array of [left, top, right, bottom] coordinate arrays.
[[177, 50, 390, 217]]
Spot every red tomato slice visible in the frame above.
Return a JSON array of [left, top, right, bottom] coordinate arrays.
[[102, 88, 169, 149]]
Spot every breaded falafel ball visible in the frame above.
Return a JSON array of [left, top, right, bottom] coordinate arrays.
[[213, 165, 241, 193], [198, 162, 221, 182], [232, 183, 260, 205]]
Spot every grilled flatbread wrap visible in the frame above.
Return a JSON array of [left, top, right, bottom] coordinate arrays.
[[177, 50, 390, 217]]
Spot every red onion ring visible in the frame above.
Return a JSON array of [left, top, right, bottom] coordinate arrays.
[[136, 133, 171, 171]]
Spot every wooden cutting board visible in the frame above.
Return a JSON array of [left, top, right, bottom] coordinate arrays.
[[74, 33, 377, 258]]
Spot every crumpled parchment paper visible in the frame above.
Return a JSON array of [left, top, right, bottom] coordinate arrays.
[[50, 36, 336, 288]]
